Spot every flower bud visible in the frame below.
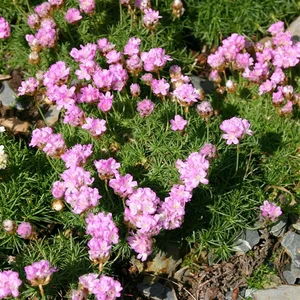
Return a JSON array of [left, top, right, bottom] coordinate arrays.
[[3, 219, 16, 234], [225, 80, 237, 93], [28, 52, 41, 65], [52, 199, 64, 212]]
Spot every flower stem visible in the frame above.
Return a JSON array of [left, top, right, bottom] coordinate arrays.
[[39, 284, 46, 300], [235, 144, 240, 173]]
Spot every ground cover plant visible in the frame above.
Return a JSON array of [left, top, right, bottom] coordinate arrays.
[[0, 0, 300, 299]]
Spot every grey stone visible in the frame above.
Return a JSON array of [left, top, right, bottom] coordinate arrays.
[[44, 105, 60, 126], [245, 288, 257, 298], [282, 270, 297, 284], [189, 75, 215, 93], [245, 229, 260, 248], [270, 216, 288, 237], [137, 282, 176, 300], [281, 231, 300, 260], [232, 238, 252, 253], [283, 264, 297, 284], [291, 260, 300, 278], [287, 16, 300, 43], [253, 285, 300, 300], [0, 81, 17, 107]]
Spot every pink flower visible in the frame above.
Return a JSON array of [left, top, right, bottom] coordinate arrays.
[[199, 143, 217, 160], [25, 260, 57, 285], [267, 21, 285, 36], [105, 50, 122, 64], [64, 8, 82, 24], [143, 8, 162, 30], [18, 77, 39, 96], [141, 48, 172, 72], [151, 78, 170, 97], [172, 83, 199, 106], [61, 144, 93, 168], [127, 231, 153, 261], [16, 221, 33, 239], [109, 173, 137, 198], [27, 14, 40, 29], [81, 118, 107, 137], [94, 158, 120, 180], [0, 270, 22, 298], [137, 99, 155, 117], [220, 117, 252, 145], [34, 2, 52, 18], [170, 115, 187, 131], [196, 101, 213, 118], [98, 91, 113, 112], [0, 17, 10, 39], [79, 0, 96, 14], [130, 83, 141, 97], [124, 37, 141, 56], [260, 200, 282, 221]]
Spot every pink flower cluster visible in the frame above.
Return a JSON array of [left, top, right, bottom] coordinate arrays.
[[170, 115, 187, 131], [30, 127, 66, 157], [137, 99, 155, 117], [86, 212, 119, 264], [0, 17, 10, 39], [207, 21, 300, 115], [25, 260, 57, 286], [260, 200, 282, 222], [71, 273, 122, 299], [94, 145, 215, 261], [219, 117, 252, 145], [16, 221, 33, 239], [0, 270, 22, 298], [175, 152, 210, 191], [52, 165, 101, 214]]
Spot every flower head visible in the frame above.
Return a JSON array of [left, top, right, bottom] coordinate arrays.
[[0, 17, 10, 39], [25, 260, 57, 286], [137, 99, 155, 117], [0, 270, 22, 298], [260, 200, 282, 221], [170, 115, 187, 131]]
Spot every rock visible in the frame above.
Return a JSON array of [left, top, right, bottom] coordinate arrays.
[[145, 244, 182, 276], [270, 216, 288, 237], [281, 231, 300, 260], [287, 16, 300, 43], [245, 288, 257, 298], [189, 75, 215, 93], [137, 282, 176, 300], [245, 229, 260, 248], [283, 264, 297, 284], [232, 229, 260, 254], [173, 266, 193, 283], [253, 285, 300, 300], [44, 105, 60, 126], [0, 117, 30, 134], [0, 81, 17, 108]]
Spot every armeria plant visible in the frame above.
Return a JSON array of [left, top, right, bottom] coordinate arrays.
[[1, 0, 297, 298]]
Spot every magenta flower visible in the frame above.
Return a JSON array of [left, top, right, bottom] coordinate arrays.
[[199, 143, 217, 160], [81, 117, 107, 137], [0, 17, 10, 39], [25, 260, 57, 286], [98, 91, 113, 112], [137, 99, 155, 117], [267, 21, 285, 36], [260, 200, 282, 221], [64, 8, 82, 24], [127, 231, 153, 261], [141, 48, 172, 72], [27, 14, 40, 29], [0, 270, 22, 298], [143, 8, 162, 30], [151, 78, 170, 97], [196, 101, 213, 118], [220, 117, 252, 145], [130, 83, 141, 97], [94, 158, 120, 180], [18, 77, 39, 96], [124, 37, 141, 56], [79, 0, 96, 14], [170, 115, 187, 131], [16, 221, 33, 239]]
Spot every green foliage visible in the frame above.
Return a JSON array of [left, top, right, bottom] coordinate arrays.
[[0, 0, 300, 298]]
